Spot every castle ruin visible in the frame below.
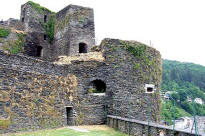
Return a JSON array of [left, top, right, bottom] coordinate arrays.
[[0, 1, 163, 135]]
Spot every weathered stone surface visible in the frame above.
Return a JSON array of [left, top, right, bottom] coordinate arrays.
[[0, 38, 162, 133], [0, 66, 78, 133], [20, 2, 95, 61], [0, 2, 163, 134], [54, 5, 95, 58]]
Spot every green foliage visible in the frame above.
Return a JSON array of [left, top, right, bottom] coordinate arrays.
[[3, 34, 25, 54], [0, 28, 10, 38], [114, 65, 120, 69], [33, 98, 39, 104], [108, 45, 117, 52], [41, 13, 56, 43], [28, 1, 51, 13], [162, 59, 205, 117], [120, 41, 147, 59], [160, 101, 191, 125], [162, 59, 205, 91], [134, 63, 140, 71], [170, 92, 180, 101], [119, 40, 154, 69]]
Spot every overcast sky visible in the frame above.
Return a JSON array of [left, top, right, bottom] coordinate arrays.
[[1, 0, 205, 66]]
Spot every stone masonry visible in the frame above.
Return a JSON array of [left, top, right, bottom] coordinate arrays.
[[20, 1, 95, 61], [0, 1, 164, 135]]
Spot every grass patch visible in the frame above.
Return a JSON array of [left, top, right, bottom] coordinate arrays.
[[0, 28, 10, 38], [4, 126, 127, 136]]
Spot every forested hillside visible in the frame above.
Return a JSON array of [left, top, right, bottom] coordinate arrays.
[[162, 59, 205, 92], [161, 59, 205, 123]]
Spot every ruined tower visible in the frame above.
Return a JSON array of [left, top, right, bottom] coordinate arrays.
[[21, 1, 95, 61]]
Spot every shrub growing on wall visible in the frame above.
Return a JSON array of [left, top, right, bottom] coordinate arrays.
[[28, 1, 51, 13], [41, 13, 56, 43], [0, 28, 10, 38], [2, 34, 25, 54]]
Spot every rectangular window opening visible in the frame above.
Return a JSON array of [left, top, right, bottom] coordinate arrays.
[[44, 34, 47, 40], [145, 84, 155, 94], [44, 15, 47, 23]]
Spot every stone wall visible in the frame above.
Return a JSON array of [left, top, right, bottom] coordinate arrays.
[[0, 65, 78, 133], [57, 38, 162, 124], [0, 38, 162, 133], [20, 2, 95, 61], [100, 39, 162, 122], [54, 5, 95, 59], [21, 2, 53, 60], [0, 50, 65, 76]]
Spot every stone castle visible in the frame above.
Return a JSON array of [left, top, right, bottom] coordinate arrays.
[[0, 1, 164, 135], [21, 1, 95, 61]]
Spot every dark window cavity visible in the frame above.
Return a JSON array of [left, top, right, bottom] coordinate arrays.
[[44, 34, 47, 40], [22, 9, 25, 22], [145, 84, 155, 93], [21, 17, 24, 22], [66, 107, 73, 125], [44, 15, 47, 23], [147, 87, 153, 93], [79, 42, 87, 53], [36, 46, 43, 57], [89, 79, 106, 93]]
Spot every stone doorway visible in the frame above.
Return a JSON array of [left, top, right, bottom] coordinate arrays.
[[66, 106, 73, 125]]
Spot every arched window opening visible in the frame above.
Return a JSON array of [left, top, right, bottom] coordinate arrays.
[[36, 46, 43, 57], [79, 42, 87, 53], [88, 80, 106, 93]]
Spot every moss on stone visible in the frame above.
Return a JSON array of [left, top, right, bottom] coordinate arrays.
[[27, 1, 51, 13], [119, 40, 158, 74], [134, 63, 140, 71], [0, 91, 10, 102], [119, 40, 147, 59], [55, 15, 71, 31], [55, 9, 91, 32], [88, 88, 95, 93], [0, 119, 10, 129]]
